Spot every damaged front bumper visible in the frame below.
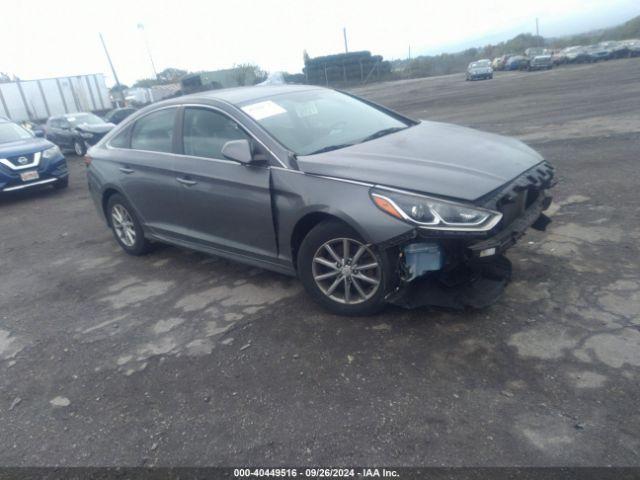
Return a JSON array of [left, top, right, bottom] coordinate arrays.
[[383, 161, 555, 310]]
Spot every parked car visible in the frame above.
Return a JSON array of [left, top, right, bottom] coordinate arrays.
[[551, 49, 568, 65], [465, 59, 493, 80], [505, 55, 529, 70], [621, 39, 640, 57], [0, 118, 68, 193], [524, 47, 549, 57], [585, 44, 612, 62], [19, 120, 46, 137], [103, 107, 137, 125], [86, 85, 555, 315], [45, 113, 115, 156], [492, 54, 515, 71], [527, 54, 553, 70], [561, 46, 590, 64]]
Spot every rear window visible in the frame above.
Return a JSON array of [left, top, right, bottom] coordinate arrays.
[[130, 108, 176, 153], [109, 127, 131, 148]]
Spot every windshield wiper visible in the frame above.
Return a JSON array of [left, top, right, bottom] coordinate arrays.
[[360, 126, 407, 143], [307, 143, 355, 155]]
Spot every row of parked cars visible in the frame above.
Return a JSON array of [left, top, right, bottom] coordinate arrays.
[[467, 38, 640, 81], [552, 40, 640, 64], [0, 107, 137, 195], [492, 39, 640, 71]]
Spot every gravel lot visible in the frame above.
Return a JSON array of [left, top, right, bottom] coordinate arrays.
[[1, 59, 639, 467]]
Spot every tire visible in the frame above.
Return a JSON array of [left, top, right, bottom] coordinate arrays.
[[73, 139, 86, 156], [53, 176, 68, 189], [297, 220, 393, 316], [106, 193, 152, 256]]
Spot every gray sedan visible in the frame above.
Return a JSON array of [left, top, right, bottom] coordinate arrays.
[[86, 85, 554, 315]]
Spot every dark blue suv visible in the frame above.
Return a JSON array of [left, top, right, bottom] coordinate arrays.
[[0, 118, 68, 193]]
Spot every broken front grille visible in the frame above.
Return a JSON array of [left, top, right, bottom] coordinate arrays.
[[481, 160, 555, 229]]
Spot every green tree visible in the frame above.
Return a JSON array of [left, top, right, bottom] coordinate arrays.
[[231, 63, 267, 86], [132, 78, 161, 88], [157, 68, 188, 84]]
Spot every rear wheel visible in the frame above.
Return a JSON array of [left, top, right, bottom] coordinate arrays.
[[298, 221, 392, 316], [106, 194, 152, 256]]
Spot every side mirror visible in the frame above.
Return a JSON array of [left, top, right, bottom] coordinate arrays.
[[34, 130, 45, 138], [221, 139, 255, 164]]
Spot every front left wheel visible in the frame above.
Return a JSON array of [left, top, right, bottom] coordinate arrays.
[[106, 194, 152, 256], [297, 220, 393, 316], [73, 139, 87, 156]]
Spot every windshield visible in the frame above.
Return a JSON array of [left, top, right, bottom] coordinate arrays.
[[239, 89, 411, 155], [471, 60, 491, 68], [67, 113, 104, 126], [0, 122, 33, 143]]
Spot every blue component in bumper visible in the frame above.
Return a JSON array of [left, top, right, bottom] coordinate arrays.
[[402, 242, 444, 281]]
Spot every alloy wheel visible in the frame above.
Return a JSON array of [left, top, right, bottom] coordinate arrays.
[[311, 237, 381, 305], [111, 204, 136, 247], [74, 141, 85, 156]]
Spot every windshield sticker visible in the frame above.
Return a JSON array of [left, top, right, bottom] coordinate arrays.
[[242, 101, 286, 120], [295, 102, 318, 118]]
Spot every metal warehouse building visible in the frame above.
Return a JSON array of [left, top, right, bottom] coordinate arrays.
[[0, 73, 111, 123]]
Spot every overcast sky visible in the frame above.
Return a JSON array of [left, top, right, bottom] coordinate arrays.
[[2, 0, 638, 86]]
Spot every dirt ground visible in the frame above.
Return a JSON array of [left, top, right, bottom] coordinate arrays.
[[1, 59, 639, 466]]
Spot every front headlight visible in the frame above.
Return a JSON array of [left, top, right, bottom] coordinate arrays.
[[371, 188, 502, 232], [42, 145, 62, 159], [79, 131, 94, 139]]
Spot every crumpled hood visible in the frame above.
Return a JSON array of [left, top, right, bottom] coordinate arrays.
[[297, 121, 545, 202], [0, 137, 53, 158], [75, 123, 114, 134]]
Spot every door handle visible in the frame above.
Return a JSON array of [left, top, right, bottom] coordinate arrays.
[[176, 177, 197, 186], [119, 167, 134, 174]]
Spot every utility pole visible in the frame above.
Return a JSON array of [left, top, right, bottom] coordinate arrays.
[[99, 33, 125, 106], [343, 27, 349, 53], [137, 23, 158, 79], [408, 45, 411, 60], [536, 18, 540, 46]]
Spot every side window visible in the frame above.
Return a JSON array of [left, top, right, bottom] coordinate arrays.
[[131, 108, 176, 153], [183, 108, 249, 159], [109, 127, 130, 148]]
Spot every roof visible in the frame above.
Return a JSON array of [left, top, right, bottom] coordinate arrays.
[[183, 84, 322, 106]]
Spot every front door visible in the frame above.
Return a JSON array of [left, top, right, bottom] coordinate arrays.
[[173, 106, 276, 260]]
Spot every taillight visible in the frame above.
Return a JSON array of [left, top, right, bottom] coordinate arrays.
[[83, 155, 92, 166]]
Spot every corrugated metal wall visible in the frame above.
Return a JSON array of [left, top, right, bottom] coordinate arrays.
[[0, 74, 112, 122]]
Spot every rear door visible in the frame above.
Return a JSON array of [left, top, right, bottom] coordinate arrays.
[[110, 107, 186, 236], [173, 105, 277, 260]]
